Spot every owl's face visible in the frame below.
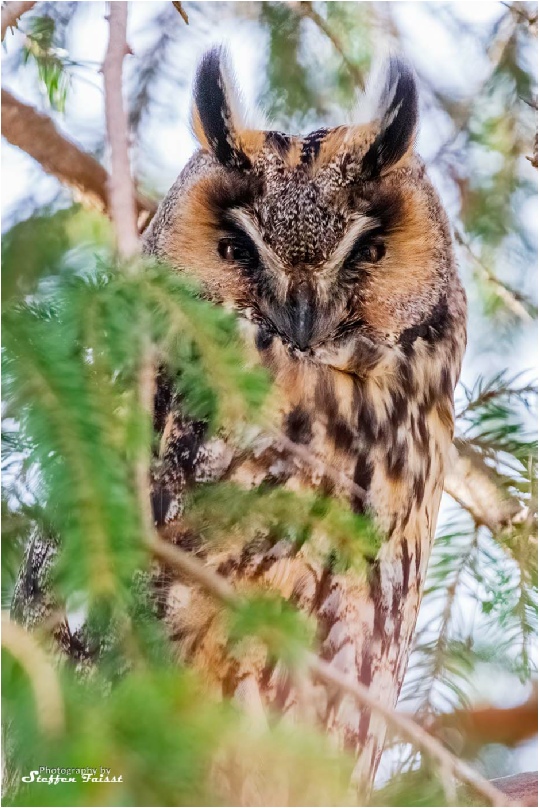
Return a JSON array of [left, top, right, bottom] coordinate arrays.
[[147, 49, 460, 375]]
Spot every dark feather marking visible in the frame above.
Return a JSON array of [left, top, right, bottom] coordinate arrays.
[[361, 57, 418, 178], [206, 174, 262, 221], [413, 474, 426, 506], [216, 556, 240, 578], [255, 323, 274, 351], [193, 47, 251, 169], [163, 419, 207, 484], [399, 296, 450, 355], [399, 358, 416, 397], [344, 726, 362, 752], [357, 709, 372, 748], [440, 363, 454, 401], [151, 486, 173, 526], [312, 564, 332, 618], [357, 653, 373, 745], [319, 474, 336, 497], [351, 452, 372, 514], [285, 406, 313, 445], [401, 539, 411, 600], [386, 441, 407, 479], [417, 409, 429, 454], [274, 672, 294, 712], [260, 661, 274, 694], [364, 187, 404, 234], [330, 418, 355, 451], [153, 370, 173, 434], [401, 497, 414, 529], [265, 130, 292, 160], [315, 374, 338, 422], [390, 388, 408, 429], [357, 651, 372, 745], [300, 127, 329, 164], [358, 398, 378, 444]]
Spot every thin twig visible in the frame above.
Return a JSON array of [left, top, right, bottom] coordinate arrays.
[[268, 421, 368, 503], [415, 528, 479, 717], [310, 657, 515, 808], [289, 1, 365, 89], [455, 228, 536, 322], [146, 534, 515, 807], [102, 1, 139, 259], [172, 1, 189, 24], [527, 131, 538, 168], [266, 411, 528, 537], [1, 87, 156, 220], [1, 0, 36, 40], [150, 533, 237, 606], [1, 612, 65, 736]]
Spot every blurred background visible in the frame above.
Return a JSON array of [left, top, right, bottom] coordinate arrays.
[[2, 1, 537, 803]]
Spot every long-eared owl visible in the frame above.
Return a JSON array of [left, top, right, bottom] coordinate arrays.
[[143, 47, 467, 789]]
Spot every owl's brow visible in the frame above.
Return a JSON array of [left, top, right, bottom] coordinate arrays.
[[228, 209, 379, 276], [228, 209, 289, 276], [322, 216, 380, 275]]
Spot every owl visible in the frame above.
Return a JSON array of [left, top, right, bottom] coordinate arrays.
[[12, 46, 466, 798], [143, 47, 467, 791]]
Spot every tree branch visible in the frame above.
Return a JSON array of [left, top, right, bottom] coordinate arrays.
[[147, 534, 515, 808], [102, 1, 156, 552], [1, 88, 156, 221], [444, 442, 530, 534], [490, 772, 538, 807], [429, 689, 537, 751], [102, 1, 139, 259], [1, 0, 36, 40]]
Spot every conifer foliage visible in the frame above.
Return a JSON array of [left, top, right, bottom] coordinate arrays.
[[1, 2, 537, 806]]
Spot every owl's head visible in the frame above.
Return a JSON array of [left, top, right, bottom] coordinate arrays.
[[146, 47, 463, 372]]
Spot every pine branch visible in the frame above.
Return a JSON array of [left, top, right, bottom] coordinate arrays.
[[415, 527, 480, 718], [288, 0, 365, 89], [455, 228, 537, 322], [457, 371, 536, 420], [1, 611, 64, 736], [1, 0, 36, 40], [1, 87, 156, 220], [128, 4, 181, 135], [147, 533, 515, 808]]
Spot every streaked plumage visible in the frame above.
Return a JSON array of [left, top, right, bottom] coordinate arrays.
[[144, 47, 467, 794]]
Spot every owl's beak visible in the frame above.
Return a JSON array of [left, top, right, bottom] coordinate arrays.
[[286, 283, 315, 351]]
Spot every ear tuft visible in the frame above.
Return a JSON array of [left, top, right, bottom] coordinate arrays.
[[361, 56, 418, 178], [191, 47, 251, 170]]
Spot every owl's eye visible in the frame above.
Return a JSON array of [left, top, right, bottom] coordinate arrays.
[[218, 237, 258, 267], [354, 242, 386, 264], [343, 239, 386, 273]]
